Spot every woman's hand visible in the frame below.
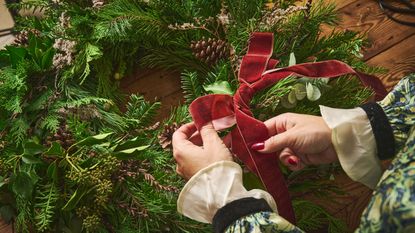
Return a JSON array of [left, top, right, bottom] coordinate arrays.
[[172, 122, 233, 180], [252, 113, 338, 171]]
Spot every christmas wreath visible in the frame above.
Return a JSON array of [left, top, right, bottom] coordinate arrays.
[[0, 0, 385, 232]]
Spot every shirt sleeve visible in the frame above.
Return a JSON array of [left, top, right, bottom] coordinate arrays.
[[320, 74, 415, 189], [177, 161, 304, 232], [177, 161, 277, 224]]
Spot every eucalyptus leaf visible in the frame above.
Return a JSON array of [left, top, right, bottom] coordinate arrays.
[[203, 81, 233, 95], [293, 83, 306, 100], [288, 90, 297, 104], [281, 95, 297, 109], [288, 52, 296, 66], [306, 83, 321, 101]]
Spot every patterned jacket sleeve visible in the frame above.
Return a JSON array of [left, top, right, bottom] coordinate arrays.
[[377, 74, 415, 153]]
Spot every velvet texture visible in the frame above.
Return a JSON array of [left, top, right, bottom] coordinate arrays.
[[189, 32, 387, 224]]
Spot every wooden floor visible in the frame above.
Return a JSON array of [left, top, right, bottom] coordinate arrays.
[[1, 0, 415, 232]]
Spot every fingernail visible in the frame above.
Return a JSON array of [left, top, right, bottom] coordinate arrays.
[[251, 142, 264, 150], [287, 157, 298, 166]]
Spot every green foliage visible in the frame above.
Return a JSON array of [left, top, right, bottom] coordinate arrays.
[[125, 94, 161, 128], [181, 71, 203, 104], [294, 200, 347, 233], [34, 184, 59, 232], [0, 0, 384, 232]]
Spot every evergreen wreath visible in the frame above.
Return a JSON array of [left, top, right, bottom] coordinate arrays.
[[0, 0, 384, 232]]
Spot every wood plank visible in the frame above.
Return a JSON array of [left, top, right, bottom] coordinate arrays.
[[158, 90, 184, 121], [327, 0, 357, 10], [367, 34, 415, 90], [0, 220, 12, 233], [121, 69, 182, 100], [335, 0, 415, 60]]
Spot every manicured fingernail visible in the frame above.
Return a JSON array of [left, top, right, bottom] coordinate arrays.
[[287, 157, 298, 166], [251, 142, 264, 150]]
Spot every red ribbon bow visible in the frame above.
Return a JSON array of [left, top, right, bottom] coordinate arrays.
[[189, 32, 387, 223]]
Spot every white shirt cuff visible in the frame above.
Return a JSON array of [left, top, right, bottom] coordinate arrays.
[[320, 105, 382, 189], [177, 161, 277, 223]]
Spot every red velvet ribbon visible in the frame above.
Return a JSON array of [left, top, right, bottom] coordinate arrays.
[[189, 32, 387, 223]]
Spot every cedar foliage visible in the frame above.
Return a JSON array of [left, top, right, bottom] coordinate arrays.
[[0, 0, 383, 232]]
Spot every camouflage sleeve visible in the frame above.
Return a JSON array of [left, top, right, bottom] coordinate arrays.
[[378, 74, 415, 150], [223, 211, 304, 233], [356, 74, 415, 232]]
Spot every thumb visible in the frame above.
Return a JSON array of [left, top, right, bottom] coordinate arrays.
[[258, 131, 295, 153], [200, 122, 221, 147]]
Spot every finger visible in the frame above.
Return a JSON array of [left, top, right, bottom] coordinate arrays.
[[176, 165, 184, 177], [173, 122, 197, 141], [263, 113, 296, 136], [278, 148, 305, 171], [189, 131, 203, 146], [199, 122, 221, 147], [258, 131, 295, 153]]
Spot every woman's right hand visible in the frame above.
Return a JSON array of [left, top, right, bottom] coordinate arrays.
[[252, 113, 338, 171]]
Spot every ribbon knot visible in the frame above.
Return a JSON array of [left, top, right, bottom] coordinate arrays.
[[189, 32, 387, 224]]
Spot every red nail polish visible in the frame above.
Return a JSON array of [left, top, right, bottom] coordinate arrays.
[[251, 142, 264, 150], [288, 158, 298, 166]]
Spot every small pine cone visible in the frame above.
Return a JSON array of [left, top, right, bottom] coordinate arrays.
[[158, 123, 181, 150], [13, 29, 41, 46], [44, 123, 75, 149], [190, 37, 230, 65]]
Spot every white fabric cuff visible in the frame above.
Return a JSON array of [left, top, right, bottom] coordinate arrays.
[[320, 106, 382, 189], [177, 161, 277, 223]]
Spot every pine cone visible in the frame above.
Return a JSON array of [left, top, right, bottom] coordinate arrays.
[[44, 123, 76, 149], [190, 37, 230, 65], [158, 123, 181, 150], [13, 29, 41, 46]]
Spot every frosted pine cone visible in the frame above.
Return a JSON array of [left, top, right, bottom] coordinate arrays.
[[190, 37, 230, 65], [13, 29, 41, 46], [52, 38, 76, 69], [92, 0, 105, 8]]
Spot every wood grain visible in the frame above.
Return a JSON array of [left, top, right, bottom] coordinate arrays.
[[328, 0, 356, 10], [367, 34, 415, 90], [335, 0, 415, 60], [121, 69, 183, 121], [0, 220, 12, 233]]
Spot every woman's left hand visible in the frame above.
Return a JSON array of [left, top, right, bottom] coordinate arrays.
[[172, 122, 233, 180]]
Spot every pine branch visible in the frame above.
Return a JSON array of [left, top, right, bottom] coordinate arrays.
[[181, 71, 203, 104], [125, 95, 161, 128]]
